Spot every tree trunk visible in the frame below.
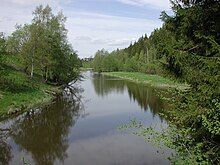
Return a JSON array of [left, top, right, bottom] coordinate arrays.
[[30, 59, 34, 78], [30, 47, 34, 78]]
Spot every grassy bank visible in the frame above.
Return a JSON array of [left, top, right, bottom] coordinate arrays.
[[0, 55, 61, 118], [103, 72, 189, 91], [80, 67, 93, 71]]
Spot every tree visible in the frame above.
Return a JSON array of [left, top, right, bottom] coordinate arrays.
[[6, 5, 80, 84], [0, 32, 6, 75], [89, 0, 220, 162], [30, 5, 80, 84], [92, 49, 109, 72], [7, 25, 30, 55], [0, 33, 6, 55]]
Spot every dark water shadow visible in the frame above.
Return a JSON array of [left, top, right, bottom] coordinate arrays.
[[0, 85, 84, 165], [91, 73, 165, 120]]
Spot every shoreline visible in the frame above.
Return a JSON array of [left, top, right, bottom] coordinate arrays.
[[0, 85, 62, 120], [102, 72, 189, 91]]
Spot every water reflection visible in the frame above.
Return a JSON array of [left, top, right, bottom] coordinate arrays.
[[0, 87, 83, 165], [92, 73, 164, 117], [92, 74, 126, 96], [0, 129, 12, 165], [0, 72, 171, 165]]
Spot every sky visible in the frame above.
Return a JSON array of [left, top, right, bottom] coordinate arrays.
[[0, 0, 172, 58]]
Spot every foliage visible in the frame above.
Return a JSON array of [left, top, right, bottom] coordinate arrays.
[[81, 57, 93, 68], [6, 5, 80, 84], [0, 33, 6, 56], [0, 5, 80, 116], [104, 72, 188, 90], [0, 56, 60, 117], [119, 119, 211, 164], [92, 0, 220, 163], [0, 33, 6, 71], [92, 35, 160, 74]]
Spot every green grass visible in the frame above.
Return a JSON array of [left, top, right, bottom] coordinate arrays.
[[80, 67, 93, 71], [0, 90, 50, 116], [0, 54, 60, 118], [103, 72, 189, 90]]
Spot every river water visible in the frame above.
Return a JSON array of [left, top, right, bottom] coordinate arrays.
[[0, 71, 172, 165]]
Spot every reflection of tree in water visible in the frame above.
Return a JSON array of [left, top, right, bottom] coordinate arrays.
[[9, 87, 83, 165], [0, 129, 12, 165], [92, 74, 125, 97], [126, 81, 163, 116], [92, 73, 164, 117]]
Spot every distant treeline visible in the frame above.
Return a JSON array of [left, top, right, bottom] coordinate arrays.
[[88, 0, 220, 163], [0, 5, 81, 85]]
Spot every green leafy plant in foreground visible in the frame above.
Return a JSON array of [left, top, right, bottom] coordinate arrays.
[[118, 119, 212, 165]]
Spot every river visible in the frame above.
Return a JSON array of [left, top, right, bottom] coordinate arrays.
[[0, 71, 172, 165]]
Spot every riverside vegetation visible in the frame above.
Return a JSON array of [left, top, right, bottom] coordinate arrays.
[[0, 5, 81, 118], [103, 72, 189, 90], [85, 0, 220, 164]]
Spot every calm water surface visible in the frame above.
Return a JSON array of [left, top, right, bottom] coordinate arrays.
[[0, 71, 172, 165]]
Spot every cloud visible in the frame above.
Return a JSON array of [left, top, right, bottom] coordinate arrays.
[[65, 11, 162, 57], [73, 36, 137, 46], [0, 0, 60, 6], [116, 0, 171, 10], [0, 0, 63, 35], [66, 11, 162, 39], [67, 11, 160, 32], [0, 0, 164, 58], [108, 38, 137, 46]]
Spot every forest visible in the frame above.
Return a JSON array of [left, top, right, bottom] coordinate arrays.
[[86, 0, 220, 163], [0, 0, 219, 164], [0, 5, 80, 116]]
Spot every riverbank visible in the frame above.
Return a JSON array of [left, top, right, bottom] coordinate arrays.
[[103, 72, 189, 91], [0, 55, 61, 118], [0, 74, 61, 118]]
